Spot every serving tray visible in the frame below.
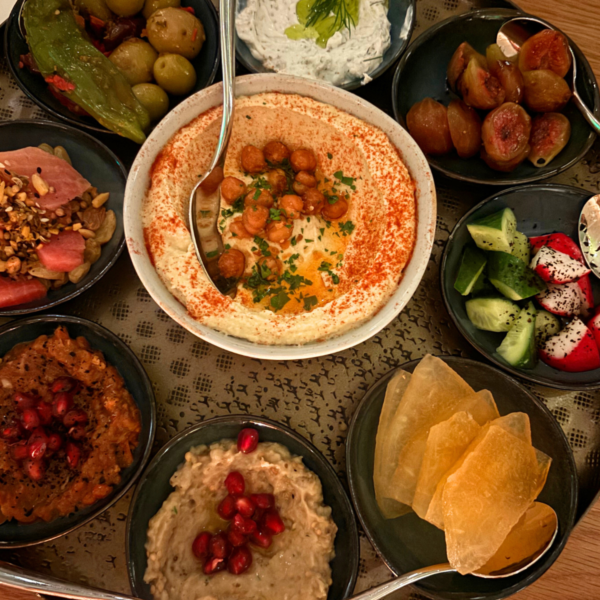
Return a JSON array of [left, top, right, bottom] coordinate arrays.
[[0, 0, 599, 597]]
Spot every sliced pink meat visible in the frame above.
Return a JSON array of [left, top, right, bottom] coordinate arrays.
[[37, 230, 85, 272], [0, 278, 47, 309], [0, 147, 90, 211]]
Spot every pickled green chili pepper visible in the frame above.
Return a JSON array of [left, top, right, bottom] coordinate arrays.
[[23, 0, 150, 143]]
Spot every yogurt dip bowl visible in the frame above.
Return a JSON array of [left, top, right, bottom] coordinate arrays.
[[124, 73, 436, 359]]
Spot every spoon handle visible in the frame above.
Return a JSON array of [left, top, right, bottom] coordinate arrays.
[[348, 564, 456, 600], [0, 561, 139, 600], [573, 90, 600, 134]]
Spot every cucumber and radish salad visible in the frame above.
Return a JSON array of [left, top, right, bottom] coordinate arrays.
[[455, 207, 600, 373]]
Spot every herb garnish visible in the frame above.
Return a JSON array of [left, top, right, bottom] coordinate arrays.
[[221, 198, 244, 219], [334, 170, 356, 190], [253, 236, 272, 257], [303, 295, 319, 311], [206, 250, 219, 258], [269, 208, 282, 221], [339, 221, 355, 236], [318, 261, 340, 284]]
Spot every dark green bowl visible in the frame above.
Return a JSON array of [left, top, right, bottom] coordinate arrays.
[[235, 0, 415, 91], [127, 415, 359, 600], [347, 356, 577, 600], [4, 0, 219, 137], [392, 8, 600, 185], [0, 119, 125, 315], [0, 314, 156, 548], [441, 184, 600, 390]]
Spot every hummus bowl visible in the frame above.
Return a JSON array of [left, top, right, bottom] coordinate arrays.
[[127, 415, 359, 600], [124, 74, 436, 359]]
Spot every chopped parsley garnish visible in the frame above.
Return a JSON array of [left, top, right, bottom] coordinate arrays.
[[253, 188, 262, 200], [286, 253, 300, 273], [339, 221, 355, 236], [253, 236, 271, 257], [269, 208, 282, 221], [305, 239, 314, 243], [281, 270, 312, 290], [324, 220, 332, 229], [172, 506, 178, 514], [250, 175, 272, 191], [246, 115, 251, 119], [225, 244, 231, 250], [327, 153, 333, 159], [334, 170, 356, 190], [206, 250, 219, 258], [319, 228, 325, 236], [318, 261, 339, 284], [303, 295, 318, 311], [291, 236, 297, 246], [220, 198, 244, 218], [270, 290, 290, 311]]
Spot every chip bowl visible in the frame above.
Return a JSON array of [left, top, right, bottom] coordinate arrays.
[[124, 73, 436, 360]]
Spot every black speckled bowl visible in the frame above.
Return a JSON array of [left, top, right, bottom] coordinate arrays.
[[347, 356, 578, 600], [0, 314, 156, 548], [0, 119, 126, 315], [392, 8, 600, 185], [127, 415, 359, 600]]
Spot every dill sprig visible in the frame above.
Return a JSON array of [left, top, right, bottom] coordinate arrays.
[[305, 0, 358, 33]]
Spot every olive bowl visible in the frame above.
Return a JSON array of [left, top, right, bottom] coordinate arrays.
[[392, 8, 600, 186], [441, 183, 600, 390], [0, 314, 156, 547], [127, 415, 359, 600], [235, 0, 416, 91], [0, 119, 126, 316], [4, 0, 220, 139], [346, 356, 578, 600]]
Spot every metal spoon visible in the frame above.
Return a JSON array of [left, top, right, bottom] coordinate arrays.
[[348, 503, 558, 600], [187, 0, 238, 297], [579, 194, 600, 278], [497, 16, 600, 134]]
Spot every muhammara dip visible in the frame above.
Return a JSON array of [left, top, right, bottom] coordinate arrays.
[[143, 92, 416, 345], [144, 440, 337, 600]]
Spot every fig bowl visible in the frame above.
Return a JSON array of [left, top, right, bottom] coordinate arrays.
[[392, 8, 600, 186]]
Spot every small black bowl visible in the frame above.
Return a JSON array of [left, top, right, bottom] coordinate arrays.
[[0, 314, 156, 547], [4, 0, 219, 137], [235, 0, 415, 91], [441, 184, 600, 390], [127, 415, 359, 600], [0, 119, 126, 315], [347, 356, 578, 600], [392, 8, 600, 185]]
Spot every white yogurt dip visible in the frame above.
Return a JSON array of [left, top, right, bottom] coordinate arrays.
[[236, 0, 391, 86]]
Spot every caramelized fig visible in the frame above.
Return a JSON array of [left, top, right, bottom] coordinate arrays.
[[447, 100, 482, 158], [458, 58, 506, 110], [486, 43, 517, 67], [481, 144, 530, 172], [518, 30, 572, 78], [523, 70, 572, 112], [406, 98, 453, 156], [528, 113, 571, 167], [447, 42, 487, 92], [487, 58, 525, 104], [482, 102, 532, 164]]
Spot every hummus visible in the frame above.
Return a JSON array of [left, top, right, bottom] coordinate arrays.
[[236, 0, 391, 86], [144, 440, 337, 600], [143, 92, 416, 345]]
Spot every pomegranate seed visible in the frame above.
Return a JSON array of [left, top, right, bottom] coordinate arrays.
[[203, 556, 226, 575], [235, 496, 256, 518], [228, 545, 252, 575], [217, 494, 238, 520], [192, 532, 212, 559], [224, 471, 245, 495], [52, 393, 73, 418], [14, 392, 37, 412], [1, 422, 22, 441], [47, 433, 63, 452], [232, 513, 257, 535], [11, 440, 28, 461], [36, 401, 53, 425], [237, 428, 259, 454], [209, 532, 231, 559], [65, 441, 81, 469], [27, 427, 48, 460], [250, 528, 273, 549], [251, 493, 274, 510], [263, 509, 285, 534], [63, 408, 88, 428], [68, 425, 87, 441], [227, 528, 247, 547], [51, 377, 79, 394], [22, 458, 46, 481], [21, 408, 40, 431]]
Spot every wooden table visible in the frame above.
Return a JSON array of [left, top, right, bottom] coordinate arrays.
[[2, 0, 600, 599]]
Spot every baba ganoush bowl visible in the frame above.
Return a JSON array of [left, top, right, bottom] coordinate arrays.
[[124, 73, 436, 360], [0, 314, 155, 547], [127, 415, 359, 600]]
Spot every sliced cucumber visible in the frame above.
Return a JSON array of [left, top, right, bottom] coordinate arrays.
[[471, 271, 495, 296], [487, 251, 546, 300], [535, 310, 561, 347], [467, 207, 517, 253], [466, 297, 520, 332], [497, 301, 537, 368], [454, 245, 487, 295], [510, 230, 530, 263]]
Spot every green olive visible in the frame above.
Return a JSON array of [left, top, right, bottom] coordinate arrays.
[[142, 0, 180, 19], [132, 83, 170, 121], [146, 7, 205, 60], [109, 38, 158, 85], [153, 53, 197, 95], [105, 0, 144, 17], [74, 0, 114, 21]]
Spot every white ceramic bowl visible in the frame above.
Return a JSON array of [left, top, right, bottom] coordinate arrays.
[[124, 74, 436, 360]]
